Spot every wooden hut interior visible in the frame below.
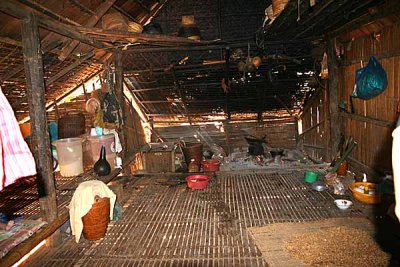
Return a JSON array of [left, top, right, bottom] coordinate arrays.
[[0, 0, 400, 266]]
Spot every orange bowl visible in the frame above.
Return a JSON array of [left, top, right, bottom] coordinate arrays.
[[349, 182, 380, 204]]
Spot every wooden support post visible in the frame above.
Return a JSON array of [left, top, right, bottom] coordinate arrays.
[[224, 47, 231, 120], [114, 52, 126, 157], [328, 38, 341, 160], [21, 13, 60, 245], [323, 80, 330, 161]]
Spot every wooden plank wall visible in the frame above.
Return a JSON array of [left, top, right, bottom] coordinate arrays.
[[299, 89, 329, 161], [339, 21, 400, 173], [154, 119, 297, 153]]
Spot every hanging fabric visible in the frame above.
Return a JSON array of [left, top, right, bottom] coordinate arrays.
[[101, 91, 122, 124], [0, 88, 36, 190]]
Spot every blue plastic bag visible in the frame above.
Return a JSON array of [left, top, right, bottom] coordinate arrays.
[[352, 56, 388, 100]]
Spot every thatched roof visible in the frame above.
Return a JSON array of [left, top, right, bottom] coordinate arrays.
[[0, 0, 395, 122]]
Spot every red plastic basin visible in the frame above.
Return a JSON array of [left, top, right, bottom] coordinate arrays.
[[186, 174, 209, 190], [202, 159, 220, 172]]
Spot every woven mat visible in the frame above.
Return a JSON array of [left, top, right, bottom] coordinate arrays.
[[247, 217, 377, 267]]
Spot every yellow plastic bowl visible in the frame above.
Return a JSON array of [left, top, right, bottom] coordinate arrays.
[[349, 182, 380, 204]]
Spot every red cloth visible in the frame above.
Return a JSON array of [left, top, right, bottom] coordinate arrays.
[[0, 89, 36, 190]]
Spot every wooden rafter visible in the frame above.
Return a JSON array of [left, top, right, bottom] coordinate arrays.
[[0, 40, 62, 84], [77, 26, 221, 44], [58, 0, 117, 61], [67, 0, 95, 15], [329, 1, 400, 38], [17, 0, 81, 26], [133, 0, 151, 13], [13, 51, 97, 110], [112, 4, 140, 23], [0, 36, 22, 47], [0, 0, 109, 50]]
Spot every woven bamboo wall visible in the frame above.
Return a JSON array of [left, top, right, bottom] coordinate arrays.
[[155, 118, 297, 153], [339, 21, 400, 173], [123, 99, 147, 154]]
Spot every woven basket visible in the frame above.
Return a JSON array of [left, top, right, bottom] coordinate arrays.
[[128, 21, 143, 33], [102, 13, 128, 31], [82, 197, 110, 241], [272, 0, 289, 16], [58, 112, 85, 139]]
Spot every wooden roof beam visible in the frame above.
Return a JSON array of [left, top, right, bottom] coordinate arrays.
[[13, 52, 96, 110], [133, 0, 151, 13], [329, 1, 400, 38], [295, 0, 376, 38], [112, 4, 140, 23], [58, 0, 117, 61], [67, 0, 95, 15], [0, 0, 108, 50], [77, 26, 222, 44], [17, 0, 81, 26], [139, 0, 169, 25], [0, 36, 22, 47], [0, 40, 62, 84]]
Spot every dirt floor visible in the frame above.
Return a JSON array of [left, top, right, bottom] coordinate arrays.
[[21, 168, 381, 266]]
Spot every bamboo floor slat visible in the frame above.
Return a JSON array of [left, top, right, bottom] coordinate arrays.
[[31, 170, 364, 267]]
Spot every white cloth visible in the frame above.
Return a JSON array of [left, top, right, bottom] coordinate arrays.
[[392, 126, 400, 221], [103, 129, 122, 153], [69, 180, 116, 243]]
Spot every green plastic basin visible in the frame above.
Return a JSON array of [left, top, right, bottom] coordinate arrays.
[[304, 171, 319, 183]]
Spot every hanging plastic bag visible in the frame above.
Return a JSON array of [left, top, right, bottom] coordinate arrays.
[[352, 56, 388, 100]]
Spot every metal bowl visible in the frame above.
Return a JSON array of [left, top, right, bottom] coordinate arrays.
[[334, 199, 353, 210], [312, 181, 327, 192]]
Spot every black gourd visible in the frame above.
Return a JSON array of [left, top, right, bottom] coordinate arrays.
[[94, 145, 111, 176]]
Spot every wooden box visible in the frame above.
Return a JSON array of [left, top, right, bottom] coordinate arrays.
[[141, 142, 175, 173]]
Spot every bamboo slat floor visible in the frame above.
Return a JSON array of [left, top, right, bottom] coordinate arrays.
[[29, 170, 365, 267]]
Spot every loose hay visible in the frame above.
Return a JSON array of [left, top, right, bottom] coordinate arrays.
[[285, 226, 389, 267]]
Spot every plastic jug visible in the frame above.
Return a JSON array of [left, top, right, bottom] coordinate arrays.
[[87, 134, 116, 169], [53, 137, 84, 177]]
